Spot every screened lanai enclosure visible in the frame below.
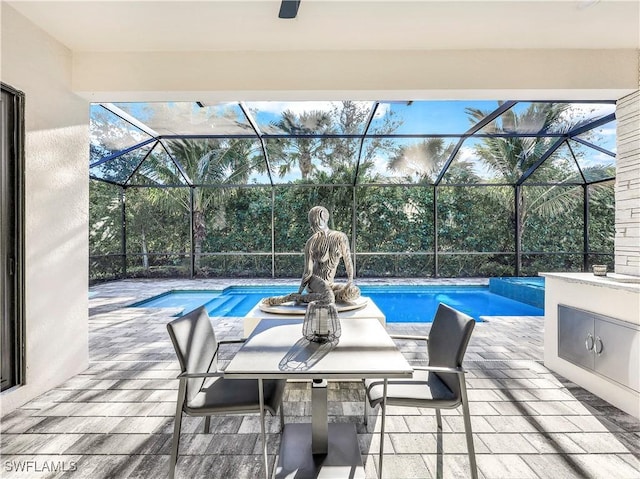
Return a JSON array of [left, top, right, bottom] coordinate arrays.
[[89, 100, 616, 282]]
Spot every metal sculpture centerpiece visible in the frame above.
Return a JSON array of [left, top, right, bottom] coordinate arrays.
[[261, 206, 363, 342]]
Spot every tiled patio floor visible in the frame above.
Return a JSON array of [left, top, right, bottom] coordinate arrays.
[[1, 279, 639, 478]]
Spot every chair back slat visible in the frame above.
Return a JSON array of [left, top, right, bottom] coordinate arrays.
[[167, 306, 218, 403], [427, 303, 475, 398]]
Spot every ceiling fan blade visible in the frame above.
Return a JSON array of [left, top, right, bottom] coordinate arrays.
[[279, 0, 301, 19]]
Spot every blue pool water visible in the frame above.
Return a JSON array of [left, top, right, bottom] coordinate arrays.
[[131, 285, 544, 322], [131, 291, 224, 314], [489, 277, 545, 309]]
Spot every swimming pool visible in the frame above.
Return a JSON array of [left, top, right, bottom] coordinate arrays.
[[489, 277, 545, 309], [131, 285, 543, 322]]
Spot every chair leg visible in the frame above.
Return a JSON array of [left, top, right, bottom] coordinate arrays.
[[258, 378, 269, 479], [169, 411, 183, 479], [435, 409, 443, 479], [170, 381, 186, 479], [203, 416, 211, 434], [377, 379, 387, 479], [460, 374, 478, 479], [364, 394, 369, 428], [279, 401, 285, 433]]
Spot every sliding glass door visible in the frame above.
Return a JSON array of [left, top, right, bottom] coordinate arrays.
[[1, 84, 24, 391]]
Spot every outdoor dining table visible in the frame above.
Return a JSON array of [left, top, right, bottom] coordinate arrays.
[[224, 316, 413, 479]]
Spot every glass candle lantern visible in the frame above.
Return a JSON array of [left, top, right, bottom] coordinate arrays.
[[302, 302, 341, 343]]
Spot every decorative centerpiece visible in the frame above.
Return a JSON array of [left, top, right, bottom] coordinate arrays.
[[302, 302, 341, 343], [259, 206, 366, 321]]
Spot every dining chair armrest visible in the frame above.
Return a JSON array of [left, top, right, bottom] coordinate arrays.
[[213, 338, 246, 359], [389, 334, 429, 342], [218, 338, 246, 345], [412, 365, 466, 375], [176, 371, 225, 379]]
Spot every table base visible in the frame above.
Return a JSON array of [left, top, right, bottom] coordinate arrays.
[[275, 423, 365, 479]]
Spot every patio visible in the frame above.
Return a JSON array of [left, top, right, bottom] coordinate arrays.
[[1, 279, 638, 478]]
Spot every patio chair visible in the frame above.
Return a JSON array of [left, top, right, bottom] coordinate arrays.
[[364, 303, 478, 479], [166, 306, 287, 479]]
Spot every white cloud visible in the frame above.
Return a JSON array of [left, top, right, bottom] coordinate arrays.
[[456, 145, 475, 162], [369, 153, 390, 177], [246, 101, 335, 115], [373, 103, 390, 119], [245, 101, 374, 116], [598, 127, 616, 137], [579, 150, 616, 168], [455, 143, 500, 180], [561, 103, 615, 124]]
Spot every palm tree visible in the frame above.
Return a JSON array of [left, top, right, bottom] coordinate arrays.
[[467, 103, 571, 181], [139, 138, 263, 272], [271, 109, 333, 180], [466, 102, 584, 271], [387, 137, 467, 183], [271, 101, 401, 183], [89, 180, 125, 276]]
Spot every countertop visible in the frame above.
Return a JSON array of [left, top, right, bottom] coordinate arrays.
[[540, 272, 640, 293]]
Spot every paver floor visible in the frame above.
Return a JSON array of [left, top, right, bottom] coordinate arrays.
[[1, 279, 638, 478]]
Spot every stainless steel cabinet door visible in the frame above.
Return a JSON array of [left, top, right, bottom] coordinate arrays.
[[558, 305, 595, 371]]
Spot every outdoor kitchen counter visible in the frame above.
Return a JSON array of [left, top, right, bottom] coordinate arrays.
[[541, 272, 640, 418]]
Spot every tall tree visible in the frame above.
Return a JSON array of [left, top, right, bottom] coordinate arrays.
[[466, 102, 584, 271], [319, 101, 401, 215], [271, 109, 333, 180], [387, 137, 469, 183], [138, 138, 263, 272]]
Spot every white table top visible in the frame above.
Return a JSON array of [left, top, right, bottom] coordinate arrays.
[[225, 317, 413, 380]]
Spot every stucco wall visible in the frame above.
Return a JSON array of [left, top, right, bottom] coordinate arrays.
[[74, 49, 639, 102], [0, 4, 89, 414]]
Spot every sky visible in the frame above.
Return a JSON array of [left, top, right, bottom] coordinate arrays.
[[90, 100, 617, 183]]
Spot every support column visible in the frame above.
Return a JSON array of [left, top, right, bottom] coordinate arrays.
[[189, 187, 195, 278], [121, 187, 127, 277], [311, 379, 328, 454], [615, 90, 640, 276]]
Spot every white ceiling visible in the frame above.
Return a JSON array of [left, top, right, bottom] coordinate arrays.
[[7, 0, 640, 53]]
